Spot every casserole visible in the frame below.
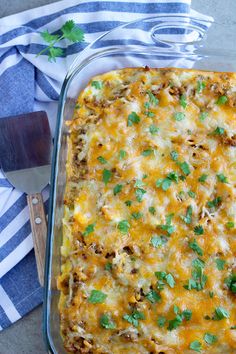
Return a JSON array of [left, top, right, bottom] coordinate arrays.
[[44, 15, 236, 354]]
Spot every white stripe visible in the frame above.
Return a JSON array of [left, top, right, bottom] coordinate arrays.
[[0, 188, 23, 218], [0, 325, 2, 330], [0, 285, 21, 322], [0, 235, 33, 279]]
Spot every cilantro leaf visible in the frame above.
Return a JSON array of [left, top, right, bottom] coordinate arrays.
[[180, 94, 187, 109], [166, 273, 175, 288], [149, 124, 159, 134], [142, 149, 154, 156], [48, 47, 64, 62], [147, 90, 159, 106], [100, 314, 116, 329], [151, 235, 167, 248], [97, 156, 107, 164], [88, 290, 107, 304], [40, 30, 59, 43], [198, 174, 208, 183], [199, 111, 208, 121], [225, 273, 236, 294], [170, 150, 178, 161], [149, 206, 156, 215], [119, 149, 127, 160], [82, 223, 95, 237], [197, 80, 206, 93], [61, 20, 84, 42], [226, 221, 234, 229], [168, 314, 183, 330], [156, 178, 172, 191], [146, 290, 161, 303], [216, 95, 228, 105], [217, 173, 228, 183], [178, 161, 190, 175], [207, 196, 222, 209], [181, 205, 193, 224], [135, 188, 146, 202], [157, 316, 166, 328], [102, 169, 112, 185], [127, 112, 140, 126], [194, 225, 204, 235], [91, 80, 103, 90], [118, 220, 130, 234], [212, 126, 225, 135], [123, 311, 145, 327], [174, 112, 185, 121], [204, 333, 217, 345], [113, 184, 122, 196], [213, 306, 229, 320], [182, 309, 192, 321], [189, 239, 203, 256], [190, 340, 202, 352], [215, 258, 226, 270], [105, 262, 112, 271], [134, 179, 146, 188], [188, 190, 196, 198], [125, 200, 132, 207], [167, 171, 179, 183], [131, 212, 143, 220]]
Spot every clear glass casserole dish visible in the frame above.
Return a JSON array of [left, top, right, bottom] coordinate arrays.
[[43, 14, 236, 354]]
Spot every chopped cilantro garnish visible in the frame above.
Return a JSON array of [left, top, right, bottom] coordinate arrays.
[[168, 314, 183, 330], [189, 239, 203, 256], [88, 290, 107, 304], [182, 309, 192, 321], [97, 156, 107, 164], [181, 205, 193, 224], [149, 206, 156, 215], [209, 291, 214, 298], [105, 262, 112, 271], [180, 94, 187, 109], [184, 259, 207, 291], [204, 333, 217, 345], [178, 161, 190, 175], [174, 112, 185, 121], [142, 149, 154, 156], [217, 173, 228, 183], [146, 290, 161, 304], [75, 103, 80, 109], [131, 212, 143, 220], [207, 196, 222, 209], [145, 111, 155, 118], [147, 90, 159, 106], [226, 221, 234, 229], [170, 150, 178, 161], [216, 95, 228, 105], [197, 80, 206, 93], [194, 225, 204, 235], [212, 126, 225, 135], [225, 273, 236, 294], [213, 306, 229, 320], [134, 179, 145, 188], [215, 258, 226, 270], [149, 124, 159, 134], [167, 171, 179, 183], [127, 111, 140, 126], [119, 149, 127, 160], [102, 169, 112, 185], [118, 220, 130, 234], [100, 314, 116, 329], [198, 174, 208, 183], [167, 306, 191, 331], [157, 316, 166, 328], [82, 223, 95, 237], [123, 310, 145, 327], [157, 215, 175, 236], [190, 340, 202, 352], [125, 200, 132, 207], [91, 80, 103, 89], [156, 178, 172, 191], [199, 111, 208, 121], [135, 188, 146, 202], [155, 271, 175, 289], [143, 174, 148, 179], [192, 258, 205, 268], [231, 326, 236, 329], [166, 213, 174, 225], [188, 190, 196, 198], [151, 235, 167, 248], [113, 184, 122, 196]]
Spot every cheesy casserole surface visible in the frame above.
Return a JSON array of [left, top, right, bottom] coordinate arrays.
[[58, 67, 236, 354]]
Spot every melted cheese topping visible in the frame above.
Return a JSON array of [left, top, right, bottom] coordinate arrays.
[[58, 68, 236, 354]]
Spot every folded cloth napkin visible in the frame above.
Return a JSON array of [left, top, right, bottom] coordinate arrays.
[[0, 0, 211, 330]]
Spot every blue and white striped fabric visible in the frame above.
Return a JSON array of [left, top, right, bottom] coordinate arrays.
[[0, 0, 211, 330]]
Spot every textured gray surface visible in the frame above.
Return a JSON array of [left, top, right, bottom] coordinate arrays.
[[0, 0, 235, 353]]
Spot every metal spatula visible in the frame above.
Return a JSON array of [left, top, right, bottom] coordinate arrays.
[[0, 111, 52, 286]]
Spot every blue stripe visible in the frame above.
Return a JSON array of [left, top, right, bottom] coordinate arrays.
[[0, 179, 12, 188], [0, 194, 26, 233], [0, 305, 12, 328], [36, 70, 60, 100], [0, 2, 189, 44], [0, 198, 49, 262]]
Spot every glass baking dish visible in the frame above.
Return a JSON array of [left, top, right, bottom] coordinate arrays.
[[43, 14, 236, 354]]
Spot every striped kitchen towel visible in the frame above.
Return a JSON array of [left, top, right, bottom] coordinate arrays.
[[0, 0, 211, 330]]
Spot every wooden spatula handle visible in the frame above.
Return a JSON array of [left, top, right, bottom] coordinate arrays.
[[27, 193, 47, 287]]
